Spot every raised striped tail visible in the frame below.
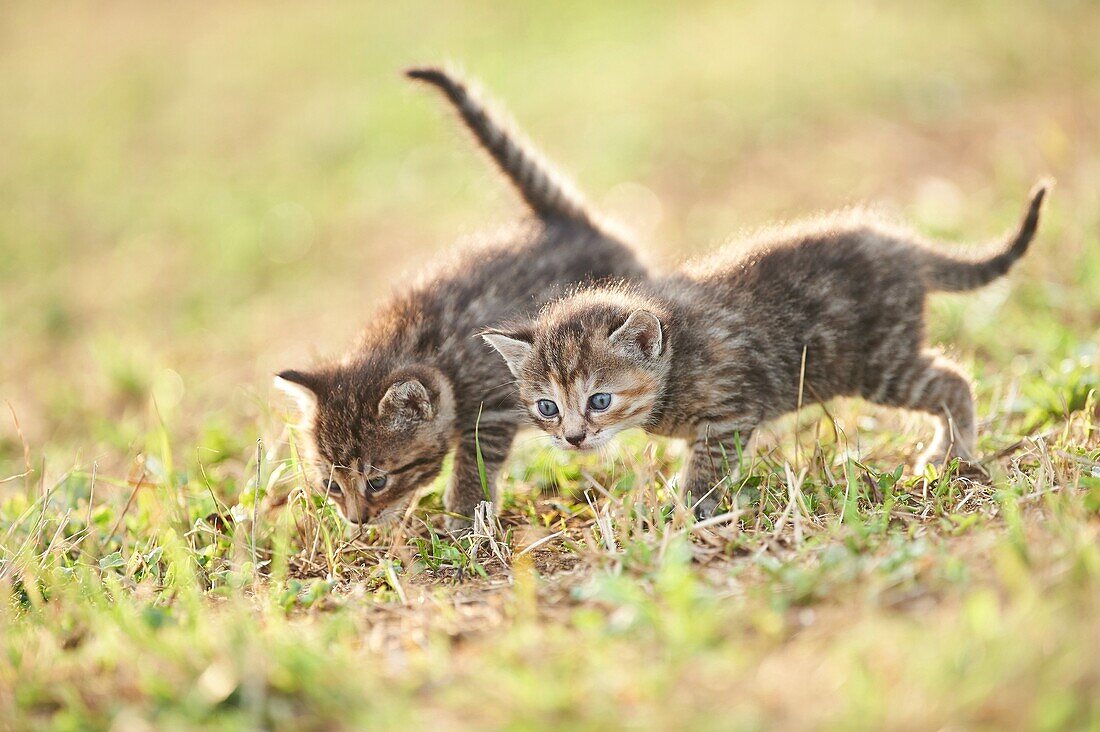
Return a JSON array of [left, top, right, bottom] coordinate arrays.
[[407, 66, 595, 227], [920, 180, 1051, 292]]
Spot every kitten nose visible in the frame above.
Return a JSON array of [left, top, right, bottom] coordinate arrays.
[[565, 432, 586, 446]]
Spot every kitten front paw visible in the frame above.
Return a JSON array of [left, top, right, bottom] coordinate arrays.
[[690, 493, 721, 521], [912, 449, 984, 479], [444, 513, 473, 534], [442, 482, 491, 534], [911, 449, 946, 476]]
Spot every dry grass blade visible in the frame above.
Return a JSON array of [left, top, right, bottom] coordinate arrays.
[[105, 472, 147, 548], [515, 530, 566, 558]]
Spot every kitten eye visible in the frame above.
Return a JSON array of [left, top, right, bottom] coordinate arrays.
[[324, 479, 342, 496], [588, 393, 612, 411], [366, 475, 388, 493], [536, 399, 559, 418]]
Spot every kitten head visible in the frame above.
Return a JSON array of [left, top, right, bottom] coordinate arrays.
[[274, 360, 455, 525], [483, 292, 671, 451]]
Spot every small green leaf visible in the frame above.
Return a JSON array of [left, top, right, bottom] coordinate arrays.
[[474, 404, 490, 501], [99, 552, 125, 570]]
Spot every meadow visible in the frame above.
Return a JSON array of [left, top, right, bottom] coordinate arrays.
[[2, 1, 1100, 728]]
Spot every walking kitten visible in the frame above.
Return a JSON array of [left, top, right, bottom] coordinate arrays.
[[276, 68, 646, 528], [484, 183, 1049, 517]]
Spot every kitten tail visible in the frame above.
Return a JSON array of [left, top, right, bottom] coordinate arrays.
[[406, 66, 595, 228], [919, 179, 1052, 292]]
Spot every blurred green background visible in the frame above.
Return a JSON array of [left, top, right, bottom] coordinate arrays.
[[4, 3, 1100, 728], [1, 0, 1098, 472]]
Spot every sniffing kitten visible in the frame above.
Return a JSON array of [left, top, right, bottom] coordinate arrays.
[[484, 183, 1049, 517], [276, 67, 646, 528]]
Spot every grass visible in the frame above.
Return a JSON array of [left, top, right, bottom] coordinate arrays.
[[3, 1, 1100, 729]]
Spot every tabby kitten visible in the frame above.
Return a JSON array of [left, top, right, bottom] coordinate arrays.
[[276, 68, 646, 528], [485, 183, 1049, 517]]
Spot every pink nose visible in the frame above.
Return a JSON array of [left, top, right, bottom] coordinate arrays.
[[565, 432, 586, 446]]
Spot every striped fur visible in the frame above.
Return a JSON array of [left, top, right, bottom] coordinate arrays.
[[485, 183, 1050, 517], [276, 69, 647, 529]]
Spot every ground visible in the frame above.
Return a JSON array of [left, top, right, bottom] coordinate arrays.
[[2, 1, 1100, 729]]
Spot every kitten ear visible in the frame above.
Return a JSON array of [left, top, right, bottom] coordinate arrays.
[[274, 369, 326, 414], [379, 379, 434, 427], [481, 329, 534, 378], [609, 310, 664, 361]]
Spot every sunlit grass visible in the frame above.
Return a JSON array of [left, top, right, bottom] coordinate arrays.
[[4, 405, 1100, 727], [3, 1, 1100, 729]]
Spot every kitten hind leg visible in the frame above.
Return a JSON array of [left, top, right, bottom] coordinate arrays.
[[443, 418, 517, 532], [878, 350, 977, 473]]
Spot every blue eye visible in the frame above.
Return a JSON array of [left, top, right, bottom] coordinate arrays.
[[366, 475, 388, 492], [536, 399, 559, 418], [588, 393, 612, 411]]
